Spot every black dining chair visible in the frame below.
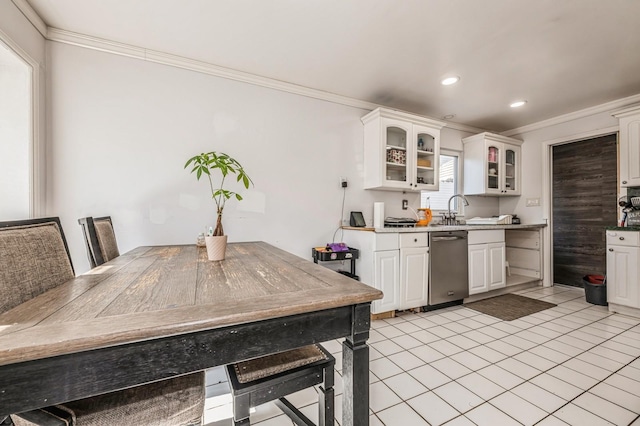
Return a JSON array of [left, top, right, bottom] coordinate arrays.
[[226, 344, 335, 426], [1, 217, 205, 426], [77, 216, 119, 268]]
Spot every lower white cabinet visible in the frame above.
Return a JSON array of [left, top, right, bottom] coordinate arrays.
[[606, 231, 640, 316], [399, 247, 429, 310], [468, 230, 506, 295], [374, 250, 400, 313], [343, 230, 429, 314]]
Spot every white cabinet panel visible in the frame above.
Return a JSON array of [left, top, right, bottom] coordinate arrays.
[[469, 244, 488, 295], [469, 230, 505, 295], [614, 106, 640, 187], [607, 245, 640, 308], [374, 250, 400, 313], [488, 242, 506, 290], [400, 247, 429, 310], [606, 230, 640, 317]]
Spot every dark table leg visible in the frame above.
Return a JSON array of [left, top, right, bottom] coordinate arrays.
[[342, 303, 371, 426]]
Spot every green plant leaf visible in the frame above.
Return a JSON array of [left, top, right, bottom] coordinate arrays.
[[185, 150, 252, 209]]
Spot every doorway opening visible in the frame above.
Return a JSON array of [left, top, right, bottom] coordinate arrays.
[[0, 38, 33, 219], [551, 134, 618, 287]]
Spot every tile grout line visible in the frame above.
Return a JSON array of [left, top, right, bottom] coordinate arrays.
[[367, 288, 639, 425]]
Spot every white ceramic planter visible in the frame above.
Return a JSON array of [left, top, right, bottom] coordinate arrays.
[[205, 235, 228, 261]]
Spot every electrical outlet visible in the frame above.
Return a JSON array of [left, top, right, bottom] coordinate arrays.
[[340, 177, 348, 188], [526, 198, 540, 207], [402, 199, 408, 210]]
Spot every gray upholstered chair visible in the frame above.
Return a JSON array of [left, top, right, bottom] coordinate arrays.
[[77, 216, 119, 268], [0, 217, 204, 426]]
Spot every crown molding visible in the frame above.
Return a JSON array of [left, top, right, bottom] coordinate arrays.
[[502, 93, 640, 137], [11, 0, 47, 37], [8, 0, 491, 136], [439, 121, 486, 134], [45, 28, 485, 131], [612, 103, 640, 118], [47, 28, 384, 112], [11, 0, 484, 133]]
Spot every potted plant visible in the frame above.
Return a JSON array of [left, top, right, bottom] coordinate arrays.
[[184, 151, 253, 260]]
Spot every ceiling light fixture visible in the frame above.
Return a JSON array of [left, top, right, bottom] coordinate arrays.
[[510, 100, 527, 108], [443, 114, 456, 120], [441, 76, 460, 86]]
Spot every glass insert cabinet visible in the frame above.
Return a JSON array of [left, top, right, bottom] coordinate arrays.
[[362, 108, 444, 191], [463, 132, 523, 196]]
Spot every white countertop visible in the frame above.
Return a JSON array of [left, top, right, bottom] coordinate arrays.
[[343, 223, 547, 233]]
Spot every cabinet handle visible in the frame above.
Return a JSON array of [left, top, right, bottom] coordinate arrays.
[[414, 238, 418, 243], [623, 180, 628, 184], [620, 237, 625, 240], [609, 248, 614, 252]]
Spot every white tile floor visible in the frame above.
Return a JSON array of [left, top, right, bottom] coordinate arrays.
[[204, 285, 640, 426]]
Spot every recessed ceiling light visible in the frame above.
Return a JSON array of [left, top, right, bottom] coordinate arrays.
[[510, 100, 527, 108], [443, 114, 456, 120], [441, 76, 460, 86]]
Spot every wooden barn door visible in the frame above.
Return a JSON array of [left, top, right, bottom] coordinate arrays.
[[552, 134, 618, 287]]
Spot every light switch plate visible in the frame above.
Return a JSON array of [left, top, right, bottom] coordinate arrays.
[[526, 198, 540, 207]]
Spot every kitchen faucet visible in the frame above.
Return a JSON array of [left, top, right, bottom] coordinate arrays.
[[442, 194, 470, 225]]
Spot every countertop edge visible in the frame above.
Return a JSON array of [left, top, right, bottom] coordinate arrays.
[[342, 224, 547, 233]]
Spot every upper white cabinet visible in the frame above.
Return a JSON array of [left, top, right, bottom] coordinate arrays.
[[362, 108, 445, 192], [463, 133, 523, 196], [613, 105, 640, 187]]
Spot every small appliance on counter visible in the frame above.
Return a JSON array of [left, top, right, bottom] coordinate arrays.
[[384, 217, 417, 228], [416, 208, 433, 226], [619, 191, 640, 226]]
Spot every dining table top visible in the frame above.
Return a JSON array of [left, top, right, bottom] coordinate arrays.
[[0, 241, 382, 367]]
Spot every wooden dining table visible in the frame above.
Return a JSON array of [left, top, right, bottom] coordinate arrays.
[[0, 242, 382, 425]]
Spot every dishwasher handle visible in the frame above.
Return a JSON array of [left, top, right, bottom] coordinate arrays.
[[431, 235, 467, 242]]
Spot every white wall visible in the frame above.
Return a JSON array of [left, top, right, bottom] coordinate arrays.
[[501, 110, 621, 224], [47, 42, 501, 274], [46, 43, 482, 273]]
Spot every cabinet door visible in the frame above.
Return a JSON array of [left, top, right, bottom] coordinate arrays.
[[620, 115, 640, 187], [382, 118, 412, 190], [374, 250, 400, 313], [503, 144, 521, 195], [400, 248, 429, 310], [485, 142, 503, 195], [468, 244, 488, 295], [607, 245, 640, 308], [487, 242, 506, 290], [412, 125, 439, 191]]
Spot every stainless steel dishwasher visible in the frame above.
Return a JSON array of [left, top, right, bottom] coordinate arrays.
[[429, 230, 469, 308]]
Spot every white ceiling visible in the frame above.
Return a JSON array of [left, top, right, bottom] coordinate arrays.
[[25, 0, 640, 132]]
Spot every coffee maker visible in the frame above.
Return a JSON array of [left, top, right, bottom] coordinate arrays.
[[620, 187, 640, 226]]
